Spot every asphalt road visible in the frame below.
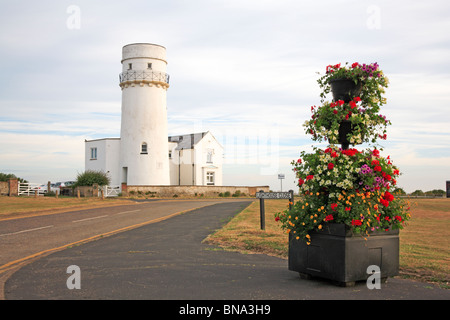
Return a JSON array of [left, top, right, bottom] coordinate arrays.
[[3, 200, 449, 301], [0, 198, 237, 298]]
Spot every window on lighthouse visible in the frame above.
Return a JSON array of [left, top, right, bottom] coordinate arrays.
[[141, 142, 148, 154]]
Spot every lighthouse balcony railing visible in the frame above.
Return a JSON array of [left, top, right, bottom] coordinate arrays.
[[119, 70, 170, 84]]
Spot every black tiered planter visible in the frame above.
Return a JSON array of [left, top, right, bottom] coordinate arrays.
[[330, 78, 362, 150], [338, 120, 352, 150], [288, 224, 399, 286], [330, 78, 362, 103]]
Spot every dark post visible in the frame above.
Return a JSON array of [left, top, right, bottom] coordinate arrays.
[[259, 189, 265, 230], [289, 189, 294, 211]]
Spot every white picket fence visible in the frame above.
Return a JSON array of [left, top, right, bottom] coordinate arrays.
[[100, 185, 121, 197], [18, 183, 46, 196], [18, 183, 121, 198]]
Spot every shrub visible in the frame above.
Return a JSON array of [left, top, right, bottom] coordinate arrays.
[[75, 170, 110, 187], [224, 191, 231, 197], [0, 173, 28, 183]]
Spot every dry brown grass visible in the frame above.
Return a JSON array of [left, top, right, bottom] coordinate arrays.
[[0, 196, 134, 220], [206, 198, 450, 288]]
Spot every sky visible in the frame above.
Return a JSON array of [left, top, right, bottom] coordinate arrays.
[[1, 0, 450, 193]]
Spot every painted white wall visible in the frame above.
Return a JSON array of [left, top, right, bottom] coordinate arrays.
[[85, 138, 120, 185], [194, 131, 223, 186], [119, 43, 170, 185]]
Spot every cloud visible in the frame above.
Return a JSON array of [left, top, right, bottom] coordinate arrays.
[[1, 1, 450, 193]]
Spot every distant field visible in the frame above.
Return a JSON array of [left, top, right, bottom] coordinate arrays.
[[206, 198, 450, 289]]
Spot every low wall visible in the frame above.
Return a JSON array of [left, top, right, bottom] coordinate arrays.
[[125, 185, 270, 197], [0, 181, 8, 195], [0, 179, 18, 196]]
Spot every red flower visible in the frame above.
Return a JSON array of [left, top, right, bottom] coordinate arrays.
[[330, 203, 338, 211], [372, 149, 380, 157], [353, 96, 361, 102], [306, 175, 314, 181], [349, 101, 357, 109], [328, 163, 334, 170], [345, 207, 351, 211], [395, 215, 402, 222], [374, 165, 382, 172], [352, 219, 362, 226], [325, 214, 334, 222], [384, 191, 394, 202], [351, 62, 359, 68], [342, 148, 358, 156], [275, 216, 280, 222], [298, 178, 304, 186], [333, 109, 338, 114], [380, 199, 389, 207], [385, 216, 391, 222]]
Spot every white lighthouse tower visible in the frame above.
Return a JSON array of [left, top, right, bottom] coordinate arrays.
[[118, 43, 170, 185]]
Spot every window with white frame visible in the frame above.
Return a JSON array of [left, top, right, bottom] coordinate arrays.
[[206, 172, 215, 185], [90, 147, 97, 160]]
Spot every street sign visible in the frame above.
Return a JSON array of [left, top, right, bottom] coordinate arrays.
[[278, 174, 285, 179], [256, 190, 294, 230], [256, 191, 292, 199]]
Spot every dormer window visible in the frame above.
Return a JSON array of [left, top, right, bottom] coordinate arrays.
[[147, 63, 152, 69]]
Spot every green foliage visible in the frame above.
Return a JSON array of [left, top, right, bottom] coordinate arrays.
[[75, 170, 110, 187], [0, 173, 28, 183]]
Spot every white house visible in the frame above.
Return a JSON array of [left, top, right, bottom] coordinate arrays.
[[85, 43, 223, 187], [85, 131, 223, 186]]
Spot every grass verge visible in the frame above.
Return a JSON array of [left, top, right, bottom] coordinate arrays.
[[0, 196, 134, 220], [205, 198, 450, 289]]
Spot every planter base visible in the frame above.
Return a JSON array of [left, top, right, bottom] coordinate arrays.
[[288, 224, 399, 286]]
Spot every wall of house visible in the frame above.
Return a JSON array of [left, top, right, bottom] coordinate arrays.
[[85, 138, 120, 185], [194, 132, 223, 186]]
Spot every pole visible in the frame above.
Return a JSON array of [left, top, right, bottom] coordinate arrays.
[[259, 189, 265, 230], [289, 189, 294, 211]]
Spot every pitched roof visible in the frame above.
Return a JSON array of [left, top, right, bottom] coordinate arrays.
[[168, 132, 208, 150]]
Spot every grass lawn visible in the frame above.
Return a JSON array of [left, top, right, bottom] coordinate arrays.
[[205, 198, 450, 289], [0, 196, 133, 220]]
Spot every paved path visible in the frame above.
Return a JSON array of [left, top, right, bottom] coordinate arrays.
[[4, 201, 449, 300]]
